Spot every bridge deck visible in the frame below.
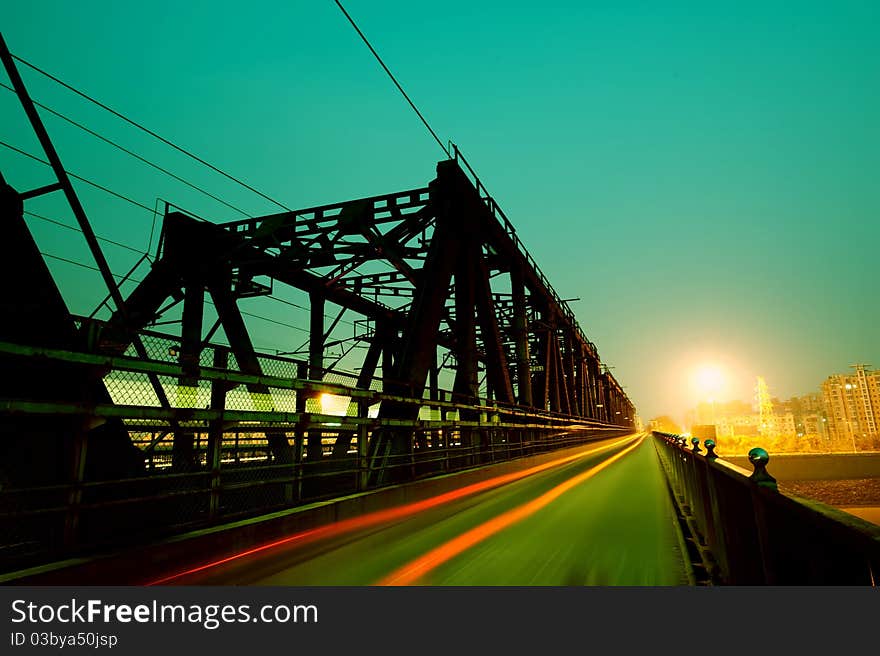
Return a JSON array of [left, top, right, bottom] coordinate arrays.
[[166, 435, 692, 586]]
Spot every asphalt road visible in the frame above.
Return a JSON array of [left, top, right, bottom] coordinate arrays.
[[158, 434, 692, 586]]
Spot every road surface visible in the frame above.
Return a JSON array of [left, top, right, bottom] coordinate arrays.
[[155, 433, 692, 586]]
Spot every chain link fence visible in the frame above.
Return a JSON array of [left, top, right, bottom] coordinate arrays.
[[0, 321, 631, 573]]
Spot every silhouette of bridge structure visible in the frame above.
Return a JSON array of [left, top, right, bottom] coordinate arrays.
[[1, 35, 877, 586], [0, 36, 635, 572]]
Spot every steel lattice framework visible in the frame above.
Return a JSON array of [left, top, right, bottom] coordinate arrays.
[[88, 154, 634, 477], [0, 34, 635, 492]]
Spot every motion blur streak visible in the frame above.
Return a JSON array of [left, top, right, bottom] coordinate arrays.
[[148, 434, 638, 585], [378, 436, 646, 586]]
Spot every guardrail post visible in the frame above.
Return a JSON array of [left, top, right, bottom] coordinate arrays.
[[747, 448, 777, 490], [208, 346, 228, 519], [357, 401, 369, 491], [747, 447, 778, 584], [695, 439, 724, 581], [293, 361, 308, 501], [63, 422, 88, 549], [704, 439, 718, 459]]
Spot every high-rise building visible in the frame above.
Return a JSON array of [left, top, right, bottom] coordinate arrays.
[[821, 365, 880, 450], [802, 413, 829, 441], [780, 392, 826, 436]]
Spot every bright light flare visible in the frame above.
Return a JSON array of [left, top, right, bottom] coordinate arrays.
[[694, 364, 725, 398], [319, 393, 350, 416]]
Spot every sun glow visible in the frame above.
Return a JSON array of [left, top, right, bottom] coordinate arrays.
[[694, 364, 725, 399]]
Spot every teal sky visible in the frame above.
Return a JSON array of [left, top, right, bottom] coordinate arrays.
[[1, 1, 878, 422]]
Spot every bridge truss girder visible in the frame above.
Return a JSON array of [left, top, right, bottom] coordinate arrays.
[[91, 159, 633, 478]]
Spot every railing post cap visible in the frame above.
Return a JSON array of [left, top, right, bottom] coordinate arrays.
[[747, 447, 777, 489], [748, 447, 770, 466], [704, 439, 717, 458]]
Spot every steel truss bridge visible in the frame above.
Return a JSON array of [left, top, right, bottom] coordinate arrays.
[[0, 38, 634, 571], [1, 36, 877, 586]]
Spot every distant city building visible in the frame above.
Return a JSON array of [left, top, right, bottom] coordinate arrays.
[[802, 413, 828, 440], [773, 393, 821, 428], [715, 415, 759, 438], [686, 400, 752, 428], [686, 397, 796, 439], [679, 365, 877, 452], [691, 424, 717, 440], [821, 365, 880, 450]]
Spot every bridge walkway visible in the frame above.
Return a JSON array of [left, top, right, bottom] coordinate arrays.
[[161, 434, 693, 586]]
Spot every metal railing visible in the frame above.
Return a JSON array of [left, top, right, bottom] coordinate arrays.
[[0, 335, 630, 573], [653, 431, 880, 585]]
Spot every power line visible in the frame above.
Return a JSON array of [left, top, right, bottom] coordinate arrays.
[[24, 208, 351, 332], [25, 210, 149, 256], [332, 0, 450, 158], [0, 82, 251, 217], [40, 251, 147, 282], [41, 250, 310, 335], [238, 309, 309, 334], [11, 53, 292, 212], [0, 139, 155, 214], [29, 209, 356, 330], [266, 294, 357, 328]]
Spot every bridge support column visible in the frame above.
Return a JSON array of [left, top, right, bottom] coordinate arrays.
[[563, 330, 580, 416], [369, 163, 465, 483], [453, 244, 479, 465], [174, 283, 203, 472], [357, 401, 369, 491], [531, 314, 549, 412], [207, 347, 228, 519], [510, 267, 533, 408], [209, 280, 292, 465], [307, 291, 325, 461], [63, 424, 88, 549], [547, 327, 561, 414], [293, 361, 308, 500], [473, 244, 514, 406]]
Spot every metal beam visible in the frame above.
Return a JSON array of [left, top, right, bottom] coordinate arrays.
[[510, 267, 533, 407], [473, 241, 514, 405], [173, 283, 203, 471], [208, 280, 293, 464], [0, 35, 123, 319]]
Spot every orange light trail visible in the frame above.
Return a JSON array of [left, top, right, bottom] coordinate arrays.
[[377, 435, 645, 586], [147, 434, 638, 585]]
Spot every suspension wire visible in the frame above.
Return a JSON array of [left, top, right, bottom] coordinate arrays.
[[40, 251, 146, 281], [11, 53, 292, 212], [332, 0, 450, 158], [15, 176, 355, 332], [3, 49, 371, 365], [237, 309, 309, 334], [6, 45, 417, 333], [25, 210, 149, 255], [40, 251, 311, 335], [26, 205, 358, 331], [267, 293, 357, 327], [0, 82, 251, 217], [147, 198, 161, 254], [0, 139, 155, 213]]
